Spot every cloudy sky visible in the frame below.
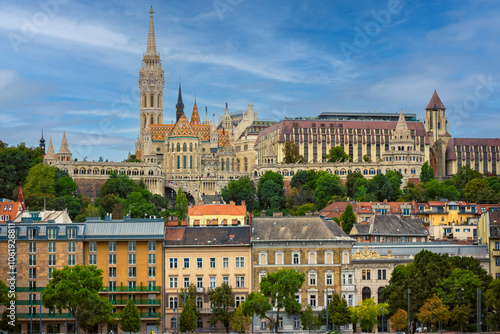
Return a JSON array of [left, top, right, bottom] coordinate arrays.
[[0, 0, 499, 161]]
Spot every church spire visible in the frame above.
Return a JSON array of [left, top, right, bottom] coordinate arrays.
[[146, 6, 157, 56], [39, 130, 46, 152], [176, 81, 185, 122], [190, 100, 201, 125]]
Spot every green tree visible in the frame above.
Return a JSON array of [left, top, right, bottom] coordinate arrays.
[[151, 194, 170, 212], [179, 300, 197, 333], [464, 178, 493, 203], [453, 165, 483, 192], [320, 293, 351, 329], [314, 172, 344, 210], [324, 146, 351, 162], [99, 172, 138, 198], [42, 265, 104, 334], [404, 180, 425, 202], [221, 177, 257, 211], [282, 141, 305, 163], [346, 172, 364, 198], [484, 279, 500, 327], [124, 154, 141, 162], [450, 304, 472, 332], [293, 203, 315, 216], [301, 305, 322, 332], [350, 298, 387, 332], [242, 269, 305, 333], [85, 203, 101, 218], [54, 174, 78, 197], [79, 297, 115, 334], [363, 155, 371, 162], [175, 187, 188, 221], [120, 299, 141, 333], [232, 304, 251, 333], [390, 309, 408, 331], [435, 269, 482, 310], [24, 163, 56, 196], [420, 161, 435, 184], [208, 284, 235, 333], [339, 204, 356, 234], [257, 171, 284, 210], [0, 309, 20, 332], [386, 170, 403, 200], [367, 174, 393, 202], [416, 294, 450, 331]]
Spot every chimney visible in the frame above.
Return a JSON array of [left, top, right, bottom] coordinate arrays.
[[230, 201, 235, 206], [241, 200, 245, 206]]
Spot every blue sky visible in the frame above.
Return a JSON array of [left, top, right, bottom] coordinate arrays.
[[0, 0, 499, 161]]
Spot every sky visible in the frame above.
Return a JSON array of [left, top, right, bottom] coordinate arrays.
[[0, 0, 499, 162]]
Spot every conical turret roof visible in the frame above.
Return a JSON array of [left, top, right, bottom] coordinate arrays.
[[190, 101, 201, 125], [425, 90, 446, 110], [57, 131, 71, 154], [393, 108, 411, 140], [45, 138, 56, 159]]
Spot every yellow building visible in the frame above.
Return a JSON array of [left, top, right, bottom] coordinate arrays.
[[0, 220, 85, 334], [83, 218, 165, 334], [187, 202, 247, 226], [477, 209, 500, 279], [164, 226, 252, 332], [251, 217, 355, 332]]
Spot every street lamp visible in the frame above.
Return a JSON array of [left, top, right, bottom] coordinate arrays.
[[326, 288, 329, 333], [408, 289, 410, 334]]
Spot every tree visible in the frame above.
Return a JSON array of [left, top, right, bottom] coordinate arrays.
[[24, 163, 56, 196], [416, 294, 450, 331], [320, 293, 351, 329], [54, 174, 78, 197], [346, 172, 364, 198], [175, 187, 188, 221], [386, 170, 403, 200], [293, 203, 315, 216], [435, 269, 482, 310], [367, 174, 393, 202], [242, 269, 305, 333], [80, 297, 115, 334], [420, 161, 435, 184], [485, 279, 500, 327], [453, 165, 482, 192], [350, 298, 387, 332], [232, 304, 251, 333], [85, 203, 101, 218], [390, 309, 408, 331], [314, 172, 344, 210], [221, 177, 257, 211], [99, 172, 138, 198], [450, 304, 472, 332], [324, 146, 350, 162], [301, 305, 322, 332], [42, 265, 104, 334], [257, 171, 284, 210], [404, 180, 425, 202], [363, 155, 371, 162], [282, 141, 305, 163], [208, 284, 235, 333], [179, 300, 197, 333], [120, 299, 141, 333], [464, 178, 493, 203], [339, 204, 356, 234]]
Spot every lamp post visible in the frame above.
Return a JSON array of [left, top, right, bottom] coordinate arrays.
[[407, 289, 410, 334], [176, 290, 179, 334]]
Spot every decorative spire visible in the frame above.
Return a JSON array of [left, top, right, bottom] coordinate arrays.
[[18, 186, 26, 211], [45, 137, 56, 160], [393, 108, 411, 140], [190, 101, 201, 125], [146, 6, 157, 56], [176, 81, 185, 122], [39, 130, 46, 152], [425, 90, 446, 110], [58, 131, 71, 154]]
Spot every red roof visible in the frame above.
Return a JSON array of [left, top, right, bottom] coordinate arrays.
[[0, 202, 23, 223], [425, 90, 446, 110], [188, 203, 247, 217], [165, 227, 185, 241]]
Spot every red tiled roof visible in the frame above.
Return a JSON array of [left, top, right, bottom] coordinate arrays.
[[0, 202, 23, 223], [165, 227, 185, 241], [188, 203, 247, 217], [425, 90, 446, 110], [428, 201, 446, 206]]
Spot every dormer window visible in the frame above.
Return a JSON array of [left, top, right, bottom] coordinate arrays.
[[28, 229, 37, 240], [67, 228, 77, 239], [47, 228, 57, 240]]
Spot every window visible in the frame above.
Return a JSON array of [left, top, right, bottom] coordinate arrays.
[[48, 242, 56, 253], [109, 241, 116, 252], [28, 228, 37, 240], [68, 254, 75, 266], [210, 257, 216, 268], [128, 281, 136, 291], [89, 241, 97, 252], [184, 277, 190, 288], [292, 252, 300, 264], [148, 281, 156, 290], [362, 270, 371, 280], [28, 281, 36, 291], [29, 254, 37, 266], [128, 241, 136, 252], [222, 257, 229, 268], [197, 258, 203, 268], [47, 228, 56, 240], [309, 272, 317, 286], [109, 281, 117, 291], [109, 267, 117, 278], [148, 241, 156, 251], [48, 254, 56, 266], [197, 297, 203, 309], [210, 277, 216, 289], [108, 254, 116, 265], [67, 228, 76, 239], [170, 277, 178, 288], [29, 268, 37, 279], [197, 277, 203, 288], [309, 294, 317, 307], [148, 253, 156, 265], [29, 242, 36, 253], [294, 317, 300, 329], [48, 267, 54, 279], [235, 276, 245, 288], [326, 273, 333, 286], [129, 267, 136, 278], [235, 296, 245, 307], [495, 241, 500, 250], [128, 254, 136, 265], [223, 276, 229, 286], [261, 320, 267, 329], [496, 258, 500, 267], [68, 241, 75, 253], [362, 287, 371, 300], [184, 258, 190, 268], [169, 297, 178, 309], [235, 257, 244, 268], [145, 266, 155, 277], [378, 269, 387, 280], [197, 318, 203, 329], [89, 254, 96, 265], [343, 273, 353, 285]]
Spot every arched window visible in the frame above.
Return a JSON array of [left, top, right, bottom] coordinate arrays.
[[293, 253, 299, 264], [221, 159, 225, 171], [189, 143, 192, 152], [158, 95, 161, 108], [151, 115, 154, 125], [170, 317, 177, 330], [150, 94, 154, 107], [143, 115, 147, 128], [244, 157, 248, 172], [183, 156, 187, 169], [226, 160, 230, 171], [177, 143, 180, 152], [183, 143, 187, 152], [197, 297, 203, 309], [362, 287, 371, 300], [177, 156, 180, 169], [236, 158, 240, 172], [190, 156, 193, 169], [197, 318, 203, 329], [143, 95, 147, 108], [378, 287, 384, 303]]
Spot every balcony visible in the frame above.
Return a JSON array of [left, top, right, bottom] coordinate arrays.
[[16, 287, 45, 292], [18, 313, 73, 319], [110, 299, 160, 305], [198, 308, 213, 314], [101, 286, 161, 292], [140, 312, 160, 318]]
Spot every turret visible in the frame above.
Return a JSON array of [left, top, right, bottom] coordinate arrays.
[[57, 131, 72, 162], [176, 82, 184, 122]]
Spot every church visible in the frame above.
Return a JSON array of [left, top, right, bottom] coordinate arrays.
[[42, 7, 500, 203]]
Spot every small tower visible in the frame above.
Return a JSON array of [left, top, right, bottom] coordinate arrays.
[[176, 82, 184, 122], [17, 186, 26, 211], [57, 132, 72, 162], [424, 90, 448, 142], [39, 130, 46, 152], [190, 99, 201, 125], [44, 138, 57, 165]]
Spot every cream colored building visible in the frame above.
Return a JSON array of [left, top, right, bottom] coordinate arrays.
[[164, 226, 252, 332], [477, 209, 500, 279], [187, 202, 247, 226]]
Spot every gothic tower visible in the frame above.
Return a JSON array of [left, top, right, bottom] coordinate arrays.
[[175, 82, 184, 122], [139, 6, 164, 148]]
